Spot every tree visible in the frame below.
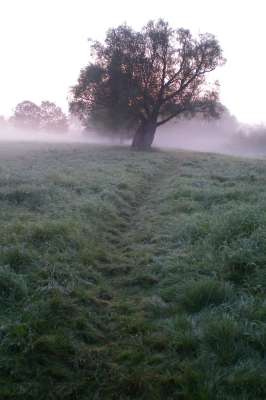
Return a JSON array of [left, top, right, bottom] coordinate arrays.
[[9, 100, 41, 132], [40, 101, 68, 134], [69, 19, 226, 150], [10, 101, 68, 134]]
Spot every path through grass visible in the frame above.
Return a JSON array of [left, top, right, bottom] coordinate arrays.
[[1, 142, 266, 399]]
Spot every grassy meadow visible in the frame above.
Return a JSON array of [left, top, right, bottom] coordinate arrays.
[[1, 141, 266, 399]]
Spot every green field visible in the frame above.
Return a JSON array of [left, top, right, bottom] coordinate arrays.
[[1, 142, 266, 399]]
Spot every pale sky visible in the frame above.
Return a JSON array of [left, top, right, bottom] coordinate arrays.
[[0, 0, 265, 125]]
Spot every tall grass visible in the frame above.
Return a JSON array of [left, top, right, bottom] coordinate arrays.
[[1, 142, 266, 399]]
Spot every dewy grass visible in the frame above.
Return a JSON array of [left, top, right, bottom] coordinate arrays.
[[1, 142, 266, 399]]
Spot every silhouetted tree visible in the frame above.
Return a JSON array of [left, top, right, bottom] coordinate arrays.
[[10, 101, 41, 132], [69, 19, 226, 150]]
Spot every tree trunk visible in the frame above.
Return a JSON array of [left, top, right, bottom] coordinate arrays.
[[131, 115, 157, 150], [131, 120, 146, 149], [142, 116, 157, 149]]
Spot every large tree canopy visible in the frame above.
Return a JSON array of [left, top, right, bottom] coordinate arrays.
[[69, 19, 226, 149]]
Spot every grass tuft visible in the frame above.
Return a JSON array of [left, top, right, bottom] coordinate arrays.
[[162, 279, 231, 313]]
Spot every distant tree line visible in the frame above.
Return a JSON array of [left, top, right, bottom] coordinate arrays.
[[6, 100, 69, 134], [231, 124, 266, 147]]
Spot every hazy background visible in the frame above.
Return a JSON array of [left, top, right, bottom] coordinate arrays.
[[0, 0, 266, 125], [1, 0, 266, 159]]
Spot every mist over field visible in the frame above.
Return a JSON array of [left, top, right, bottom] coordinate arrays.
[[155, 119, 234, 152], [1, 105, 266, 158], [0, 129, 107, 144], [0, 113, 111, 145]]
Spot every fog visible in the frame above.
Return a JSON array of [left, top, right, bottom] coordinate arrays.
[[0, 129, 110, 145], [154, 115, 266, 158], [154, 110, 238, 153], [0, 114, 112, 145], [1, 109, 266, 159]]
